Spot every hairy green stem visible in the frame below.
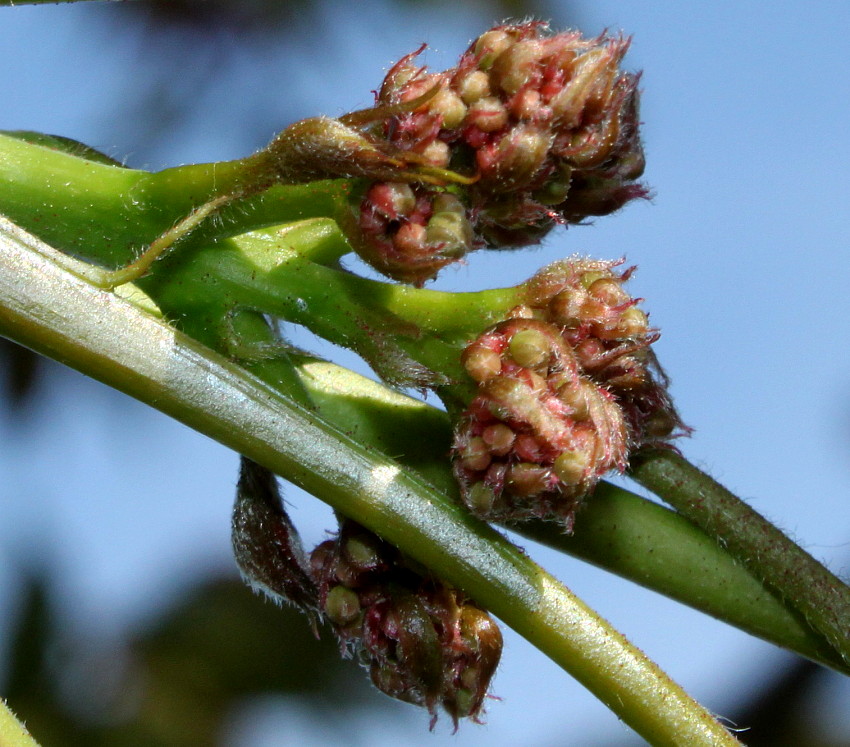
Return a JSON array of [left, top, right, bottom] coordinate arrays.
[[0, 700, 38, 747], [630, 449, 850, 665], [0, 216, 739, 745], [517, 486, 847, 674]]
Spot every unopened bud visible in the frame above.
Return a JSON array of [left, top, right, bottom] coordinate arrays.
[[506, 462, 551, 496], [324, 585, 361, 626], [473, 28, 516, 70], [467, 96, 509, 132], [477, 124, 551, 190], [460, 436, 492, 472], [430, 87, 468, 129], [491, 38, 548, 94], [456, 69, 491, 104], [508, 327, 551, 369], [462, 343, 503, 382], [553, 449, 591, 485], [481, 423, 515, 455], [467, 481, 497, 515]]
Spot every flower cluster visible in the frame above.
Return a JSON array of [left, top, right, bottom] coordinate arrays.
[[452, 259, 683, 529], [350, 22, 647, 285], [232, 458, 502, 728], [311, 519, 502, 728]]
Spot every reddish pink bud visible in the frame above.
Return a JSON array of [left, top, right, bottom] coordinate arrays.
[[452, 261, 687, 527], [452, 315, 628, 528], [328, 22, 649, 283], [310, 519, 502, 726]]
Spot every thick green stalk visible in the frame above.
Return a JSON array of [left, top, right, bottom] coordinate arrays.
[[0, 133, 350, 268], [630, 449, 850, 665], [517, 487, 846, 674], [0, 216, 738, 746]]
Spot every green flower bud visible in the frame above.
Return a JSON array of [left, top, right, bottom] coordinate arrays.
[[508, 327, 552, 369], [324, 585, 361, 626]]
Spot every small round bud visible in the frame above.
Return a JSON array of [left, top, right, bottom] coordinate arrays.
[[366, 181, 417, 219], [473, 29, 515, 70], [553, 449, 591, 486], [482, 423, 515, 455], [506, 462, 550, 497], [614, 305, 648, 338], [549, 286, 589, 327], [421, 139, 451, 168], [426, 210, 473, 258], [510, 88, 543, 120], [460, 436, 492, 471], [467, 481, 497, 514], [343, 533, 384, 571], [467, 96, 509, 132], [533, 173, 572, 205], [477, 124, 551, 190], [324, 585, 361, 625], [462, 345, 502, 382], [587, 277, 628, 306], [393, 221, 428, 256], [457, 69, 491, 104], [508, 327, 551, 369], [491, 38, 547, 94], [431, 87, 468, 129]]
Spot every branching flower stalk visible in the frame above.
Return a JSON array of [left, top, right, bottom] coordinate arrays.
[[1, 17, 849, 743], [0, 216, 739, 745]]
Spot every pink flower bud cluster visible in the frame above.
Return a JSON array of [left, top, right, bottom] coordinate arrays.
[[453, 259, 683, 529], [233, 459, 502, 728], [352, 22, 647, 285], [311, 520, 502, 728]]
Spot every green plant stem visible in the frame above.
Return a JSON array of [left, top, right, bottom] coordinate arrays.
[[1, 135, 846, 674], [0, 216, 738, 746], [630, 449, 850, 665], [516, 486, 847, 674], [0, 700, 38, 747], [199, 310, 848, 674], [0, 133, 351, 268]]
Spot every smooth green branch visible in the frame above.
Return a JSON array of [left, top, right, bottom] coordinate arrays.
[[0, 216, 737, 746], [0, 132, 352, 269], [630, 450, 850, 665]]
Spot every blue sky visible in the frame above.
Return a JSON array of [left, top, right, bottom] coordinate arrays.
[[1, 1, 849, 744]]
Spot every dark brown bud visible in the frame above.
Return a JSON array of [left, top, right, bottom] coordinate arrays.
[[307, 518, 502, 726], [231, 457, 319, 616]]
